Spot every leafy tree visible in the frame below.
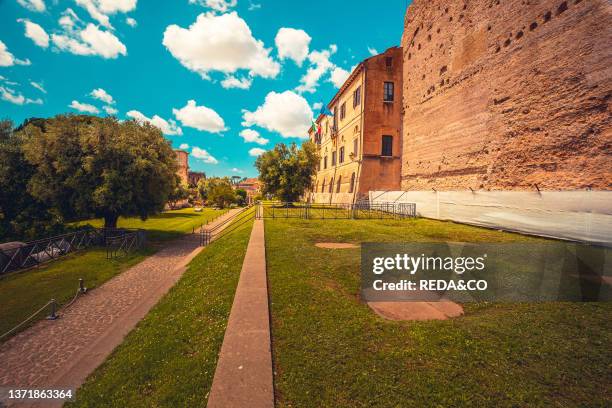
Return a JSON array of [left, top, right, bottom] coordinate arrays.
[[19, 115, 178, 228], [235, 188, 247, 206], [0, 120, 63, 241], [168, 176, 190, 209], [201, 177, 236, 208], [255, 142, 319, 203]]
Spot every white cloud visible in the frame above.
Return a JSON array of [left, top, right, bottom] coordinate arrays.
[[0, 41, 31, 67], [247, 1, 261, 11], [189, 0, 237, 12], [368, 46, 378, 56], [126, 17, 137, 27], [126, 110, 183, 135], [295, 45, 336, 94], [69, 100, 99, 113], [52, 23, 127, 59], [162, 12, 280, 88], [30, 81, 46, 93], [221, 75, 252, 90], [0, 87, 43, 105], [191, 146, 218, 164], [312, 102, 322, 111], [172, 100, 226, 133], [75, 0, 138, 29], [179, 143, 189, 149], [239, 129, 268, 145], [17, 0, 46, 12], [231, 167, 244, 173], [275, 28, 311, 66], [242, 90, 312, 138], [90, 88, 114, 104], [330, 66, 351, 88], [248, 147, 266, 157], [103, 105, 118, 115], [18, 19, 50, 48]]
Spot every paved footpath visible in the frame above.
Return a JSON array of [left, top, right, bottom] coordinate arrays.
[[0, 208, 240, 407], [207, 218, 274, 408]]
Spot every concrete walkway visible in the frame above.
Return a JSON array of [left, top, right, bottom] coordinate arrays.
[[207, 218, 274, 408], [0, 208, 240, 407]]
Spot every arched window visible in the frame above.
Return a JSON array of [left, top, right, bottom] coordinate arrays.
[[321, 178, 326, 193], [349, 172, 355, 193], [329, 177, 334, 193], [336, 176, 342, 193]]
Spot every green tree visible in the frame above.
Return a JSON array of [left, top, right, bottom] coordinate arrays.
[[235, 188, 247, 206], [19, 115, 178, 228], [255, 142, 318, 203], [168, 176, 190, 209], [0, 120, 63, 241], [199, 177, 236, 208]]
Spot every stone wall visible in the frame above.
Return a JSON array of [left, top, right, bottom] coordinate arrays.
[[401, 0, 611, 190]]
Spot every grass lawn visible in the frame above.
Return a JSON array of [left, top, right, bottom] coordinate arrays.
[[0, 208, 226, 341], [265, 218, 612, 407], [68, 216, 254, 407], [0, 248, 151, 340], [75, 207, 227, 242]]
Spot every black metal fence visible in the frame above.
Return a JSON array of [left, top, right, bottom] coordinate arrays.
[[255, 201, 416, 220], [0, 228, 146, 274], [200, 205, 256, 246]]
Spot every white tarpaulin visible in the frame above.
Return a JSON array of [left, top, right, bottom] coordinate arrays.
[[370, 190, 612, 246]]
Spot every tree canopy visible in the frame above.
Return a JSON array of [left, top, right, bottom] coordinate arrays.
[[255, 142, 318, 203], [198, 177, 237, 208], [17, 115, 178, 228]]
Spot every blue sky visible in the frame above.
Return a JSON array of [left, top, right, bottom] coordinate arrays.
[[0, 0, 407, 177]]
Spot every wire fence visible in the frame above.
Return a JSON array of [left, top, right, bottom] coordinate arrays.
[[255, 201, 416, 220], [200, 204, 256, 246]]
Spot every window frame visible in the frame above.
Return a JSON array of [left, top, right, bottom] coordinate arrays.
[[353, 86, 361, 108], [339, 146, 344, 164], [381, 135, 393, 157], [340, 103, 346, 120], [383, 82, 394, 102]]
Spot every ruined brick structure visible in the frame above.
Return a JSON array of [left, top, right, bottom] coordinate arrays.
[[401, 0, 611, 190]]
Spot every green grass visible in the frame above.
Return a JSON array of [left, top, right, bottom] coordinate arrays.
[[265, 218, 612, 407], [75, 207, 227, 242], [0, 248, 151, 339], [68, 216, 254, 407]]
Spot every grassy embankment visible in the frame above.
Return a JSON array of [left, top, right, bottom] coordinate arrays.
[[68, 214, 254, 407], [0, 208, 225, 340], [265, 218, 611, 407]]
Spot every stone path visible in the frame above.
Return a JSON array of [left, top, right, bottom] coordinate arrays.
[[0, 208, 240, 407], [207, 218, 274, 408]]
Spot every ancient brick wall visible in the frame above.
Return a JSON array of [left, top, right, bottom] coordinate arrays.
[[401, 0, 611, 190]]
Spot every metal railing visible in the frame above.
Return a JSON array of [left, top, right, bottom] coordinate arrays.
[[200, 205, 256, 246], [255, 201, 416, 220], [0, 229, 105, 275], [0, 228, 147, 274]]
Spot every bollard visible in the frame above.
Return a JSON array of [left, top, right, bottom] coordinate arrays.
[[47, 299, 58, 320], [79, 278, 87, 294]]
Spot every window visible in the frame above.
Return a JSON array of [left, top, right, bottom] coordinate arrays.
[[324, 156, 328, 169], [339, 146, 344, 163], [315, 181, 319, 193], [336, 176, 342, 193], [382, 135, 393, 156], [353, 86, 361, 108], [321, 178, 326, 193], [333, 106, 338, 130], [329, 178, 334, 193], [332, 151, 337, 166], [384, 82, 394, 102], [340, 103, 346, 120], [349, 172, 356, 193], [353, 139, 358, 158], [385, 57, 393, 68]]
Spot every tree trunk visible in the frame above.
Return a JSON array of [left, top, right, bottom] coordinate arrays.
[[104, 213, 119, 229]]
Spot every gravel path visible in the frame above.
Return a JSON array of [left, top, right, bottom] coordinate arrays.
[[0, 208, 241, 407]]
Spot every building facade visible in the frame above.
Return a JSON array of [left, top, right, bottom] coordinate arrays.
[[234, 177, 261, 204], [174, 150, 189, 185], [308, 47, 403, 204]]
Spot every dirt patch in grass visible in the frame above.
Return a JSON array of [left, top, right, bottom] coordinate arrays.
[[315, 242, 359, 249]]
